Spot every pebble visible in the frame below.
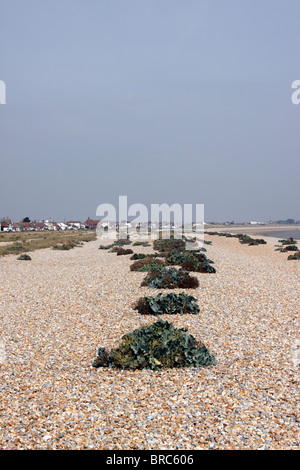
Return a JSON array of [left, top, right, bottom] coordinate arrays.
[[0, 235, 299, 449]]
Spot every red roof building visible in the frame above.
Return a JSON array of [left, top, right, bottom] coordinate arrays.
[[84, 217, 99, 229]]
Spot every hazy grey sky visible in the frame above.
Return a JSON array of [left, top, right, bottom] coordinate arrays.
[[1, 0, 299, 222]]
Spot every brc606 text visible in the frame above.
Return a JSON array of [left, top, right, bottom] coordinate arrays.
[[150, 454, 193, 465]]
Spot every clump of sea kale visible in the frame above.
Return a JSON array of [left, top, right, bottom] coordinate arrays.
[[130, 257, 165, 272], [181, 259, 216, 273], [275, 237, 299, 253], [165, 251, 216, 273], [53, 243, 72, 250], [17, 254, 31, 260], [165, 251, 203, 265], [287, 251, 300, 260], [278, 237, 297, 245], [133, 292, 200, 316], [115, 247, 134, 256], [153, 237, 186, 253], [205, 231, 267, 246], [53, 240, 82, 250], [100, 238, 132, 251], [113, 239, 132, 246], [130, 252, 163, 261], [5, 243, 26, 254], [237, 234, 266, 245], [280, 245, 299, 252], [141, 267, 199, 289], [130, 253, 146, 260], [152, 236, 216, 272], [92, 319, 216, 370]]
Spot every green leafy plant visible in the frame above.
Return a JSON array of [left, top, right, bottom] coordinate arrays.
[[17, 254, 31, 260], [53, 239, 83, 250], [287, 251, 300, 260], [141, 267, 199, 289], [137, 262, 166, 272], [52, 243, 72, 250], [130, 253, 146, 260], [133, 292, 200, 315], [206, 231, 267, 245], [132, 240, 151, 246], [5, 243, 26, 254], [165, 251, 194, 265], [153, 237, 186, 253], [237, 234, 266, 245], [280, 245, 299, 252], [113, 239, 132, 246], [275, 238, 298, 258], [166, 251, 216, 273], [181, 259, 216, 273], [278, 237, 297, 245], [108, 246, 121, 252], [92, 319, 216, 370], [130, 257, 165, 272], [151, 237, 217, 272], [116, 248, 134, 256]]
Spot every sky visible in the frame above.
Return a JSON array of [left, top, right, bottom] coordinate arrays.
[[1, 0, 300, 223]]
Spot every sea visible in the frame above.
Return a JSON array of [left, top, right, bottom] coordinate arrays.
[[263, 229, 300, 240]]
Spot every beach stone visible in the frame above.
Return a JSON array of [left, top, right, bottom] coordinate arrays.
[[0, 232, 299, 450]]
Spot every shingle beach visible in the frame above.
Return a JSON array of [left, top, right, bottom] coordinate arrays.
[[0, 233, 299, 450]]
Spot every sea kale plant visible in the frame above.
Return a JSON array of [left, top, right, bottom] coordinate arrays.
[[130, 257, 165, 272], [92, 319, 216, 370], [287, 251, 300, 260], [141, 267, 199, 289], [166, 251, 216, 273], [278, 237, 297, 245], [237, 234, 267, 245], [133, 292, 200, 316], [153, 237, 186, 253], [116, 247, 134, 256], [275, 238, 298, 258], [17, 254, 31, 260], [130, 253, 163, 261], [205, 231, 267, 246], [275, 238, 298, 250], [130, 253, 146, 260], [152, 235, 216, 272], [113, 239, 132, 246]]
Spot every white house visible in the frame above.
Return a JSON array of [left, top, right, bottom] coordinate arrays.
[[57, 222, 68, 230]]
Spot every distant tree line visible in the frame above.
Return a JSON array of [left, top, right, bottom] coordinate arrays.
[[274, 219, 298, 224]]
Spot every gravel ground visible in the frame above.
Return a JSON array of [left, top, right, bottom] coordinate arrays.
[[0, 234, 299, 450]]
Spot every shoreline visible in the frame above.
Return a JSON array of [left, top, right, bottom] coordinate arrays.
[[205, 224, 300, 240]]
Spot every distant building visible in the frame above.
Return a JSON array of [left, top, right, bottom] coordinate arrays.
[[0, 218, 12, 231], [67, 221, 82, 229], [57, 222, 68, 230], [0, 221, 10, 231], [84, 217, 99, 229], [34, 222, 46, 230]]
